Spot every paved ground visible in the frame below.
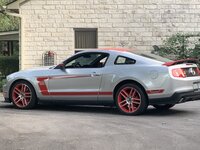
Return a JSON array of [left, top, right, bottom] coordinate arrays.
[[0, 93, 200, 150]]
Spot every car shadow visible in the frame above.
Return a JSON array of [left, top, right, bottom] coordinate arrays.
[[0, 102, 118, 115], [38, 104, 119, 115], [144, 107, 197, 117], [0, 102, 197, 117]]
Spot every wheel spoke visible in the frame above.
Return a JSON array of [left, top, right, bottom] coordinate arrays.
[[21, 84, 24, 92], [120, 89, 129, 99], [119, 100, 127, 105], [128, 103, 136, 112], [24, 92, 31, 98], [22, 84, 28, 92], [130, 103, 135, 111], [129, 88, 133, 96], [120, 93, 127, 99], [14, 96, 21, 103], [121, 89, 129, 97], [129, 88, 136, 97], [24, 96, 31, 98], [23, 98, 28, 106], [133, 97, 140, 100], [132, 101, 140, 105], [120, 102, 128, 107], [128, 104, 131, 112], [14, 88, 21, 96], [131, 90, 136, 98], [21, 98, 26, 107]]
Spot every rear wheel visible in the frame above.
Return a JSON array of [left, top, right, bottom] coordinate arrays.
[[153, 104, 175, 110], [10, 81, 37, 109], [115, 84, 148, 115]]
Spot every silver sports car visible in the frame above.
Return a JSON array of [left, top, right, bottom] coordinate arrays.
[[3, 49, 200, 115]]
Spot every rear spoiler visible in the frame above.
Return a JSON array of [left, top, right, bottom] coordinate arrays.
[[163, 58, 199, 66]]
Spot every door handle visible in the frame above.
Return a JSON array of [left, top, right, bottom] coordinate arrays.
[[91, 72, 101, 77]]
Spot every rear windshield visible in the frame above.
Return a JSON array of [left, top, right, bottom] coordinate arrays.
[[133, 51, 172, 63]]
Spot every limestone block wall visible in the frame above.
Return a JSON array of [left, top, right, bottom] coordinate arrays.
[[19, 0, 200, 69]]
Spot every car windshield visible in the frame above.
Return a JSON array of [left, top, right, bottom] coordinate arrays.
[[132, 51, 172, 63]]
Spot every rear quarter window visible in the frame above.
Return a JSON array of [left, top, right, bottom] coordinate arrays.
[[115, 56, 136, 65]]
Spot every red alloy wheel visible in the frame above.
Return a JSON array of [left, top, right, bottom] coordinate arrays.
[[12, 83, 32, 108], [117, 87, 142, 113]]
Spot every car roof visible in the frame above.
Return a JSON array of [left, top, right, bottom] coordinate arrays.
[[76, 48, 131, 55], [76, 48, 164, 65]]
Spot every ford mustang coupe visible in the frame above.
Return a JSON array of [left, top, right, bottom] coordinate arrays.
[[3, 49, 200, 115]]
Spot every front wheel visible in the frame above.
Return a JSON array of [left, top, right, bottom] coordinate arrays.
[[10, 81, 37, 109], [115, 84, 148, 115], [153, 104, 175, 110]]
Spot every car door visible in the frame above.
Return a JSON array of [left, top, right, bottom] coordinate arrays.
[[48, 52, 109, 101]]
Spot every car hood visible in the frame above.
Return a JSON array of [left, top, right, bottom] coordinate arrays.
[[7, 66, 55, 80], [18, 66, 54, 74], [25, 65, 55, 71]]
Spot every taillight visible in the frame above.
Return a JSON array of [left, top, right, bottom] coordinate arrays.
[[172, 68, 186, 78]]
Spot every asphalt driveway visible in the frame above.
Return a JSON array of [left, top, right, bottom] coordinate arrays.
[[0, 93, 200, 150]]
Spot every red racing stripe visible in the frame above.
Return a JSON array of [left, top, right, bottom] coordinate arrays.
[[146, 89, 164, 94], [37, 77, 49, 95], [99, 92, 113, 95]]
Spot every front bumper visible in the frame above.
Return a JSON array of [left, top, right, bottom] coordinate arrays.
[[149, 90, 200, 105], [2, 84, 10, 103]]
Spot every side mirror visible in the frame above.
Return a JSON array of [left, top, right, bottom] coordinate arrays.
[[56, 63, 65, 71]]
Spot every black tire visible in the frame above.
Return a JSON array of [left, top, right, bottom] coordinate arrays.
[[153, 104, 175, 110], [10, 80, 37, 109], [115, 83, 148, 115]]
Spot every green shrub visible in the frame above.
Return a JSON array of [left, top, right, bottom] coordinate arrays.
[[0, 56, 19, 92], [153, 33, 200, 62], [0, 56, 19, 77], [0, 78, 6, 92]]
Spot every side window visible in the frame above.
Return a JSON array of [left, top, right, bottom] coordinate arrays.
[[65, 53, 109, 68], [115, 56, 136, 65]]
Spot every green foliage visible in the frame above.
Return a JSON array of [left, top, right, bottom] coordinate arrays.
[[0, 0, 19, 32], [0, 15, 20, 31], [153, 33, 200, 61], [0, 56, 19, 77], [0, 0, 5, 5], [0, 78, 6, 92]]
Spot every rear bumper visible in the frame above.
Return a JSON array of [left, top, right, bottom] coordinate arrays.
[[149, 90, 200, 105]]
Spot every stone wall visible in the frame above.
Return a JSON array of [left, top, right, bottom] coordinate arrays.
[[20, 0, 200, 69]]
